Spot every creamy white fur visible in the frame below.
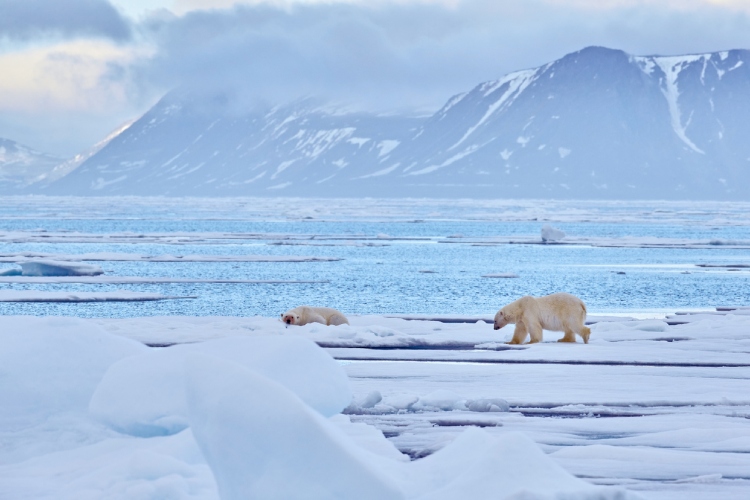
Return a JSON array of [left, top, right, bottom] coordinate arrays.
[[494, 292, 590, 344], [281, 306, 349, 326]]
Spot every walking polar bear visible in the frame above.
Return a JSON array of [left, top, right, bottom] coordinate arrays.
[[281, 306, 349, 326], [494, 292, 591, 344]]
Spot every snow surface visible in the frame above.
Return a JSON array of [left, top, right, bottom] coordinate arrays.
[[0, 316, 643, 499], [90, 336, 352, 436]]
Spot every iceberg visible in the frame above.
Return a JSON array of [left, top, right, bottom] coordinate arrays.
[[19, 260, 104, 276]]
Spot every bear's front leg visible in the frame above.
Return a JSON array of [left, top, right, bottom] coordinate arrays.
[[507, 322, 528, 344], [527, 322, 543, 343]]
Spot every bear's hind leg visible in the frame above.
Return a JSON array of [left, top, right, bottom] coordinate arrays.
[[307, 312, 327, 325], [557, 330, 577, 343], [327, 314, 349, 326]]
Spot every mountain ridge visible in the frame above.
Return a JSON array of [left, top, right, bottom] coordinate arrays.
[[39, 46, 750, 199]]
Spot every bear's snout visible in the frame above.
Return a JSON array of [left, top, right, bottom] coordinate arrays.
[[494, 324, 500, 330]]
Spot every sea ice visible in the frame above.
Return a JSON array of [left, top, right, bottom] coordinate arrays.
[[90, 336, 352, 436], [0, 290, 194, 302], [185, 354, 404, 500], [0, 317, 146, 430], [413, 390, 466, 411], [541, 224, 566, 242], [18, 260, 103, 276], [184, 353, 634, 499]]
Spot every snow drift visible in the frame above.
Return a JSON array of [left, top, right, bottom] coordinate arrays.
[[89, 336, 352, 436]]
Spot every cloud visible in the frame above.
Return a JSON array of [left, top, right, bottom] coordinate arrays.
[[133, 0, 750, 113], [0, 0, 132, 41], [0, 40, 153, 156], [2, 0, 750, 155]]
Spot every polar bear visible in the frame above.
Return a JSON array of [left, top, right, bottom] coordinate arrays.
[[281, 306, 349, 326], [493, 292, 590, 344]]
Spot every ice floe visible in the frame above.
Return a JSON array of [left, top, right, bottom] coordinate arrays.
[[0, 252, 341, 263], [0, 260, 104, 277], [0, 317, 641, 500], [0, 290, 196, 302], [541, 224, 566, 242], [0, 276, 328, 284]]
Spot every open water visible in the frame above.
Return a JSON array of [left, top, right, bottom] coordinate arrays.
[[1, 196, 749, 317]]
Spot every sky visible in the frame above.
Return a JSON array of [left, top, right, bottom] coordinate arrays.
[[1, 0, 749, 157]]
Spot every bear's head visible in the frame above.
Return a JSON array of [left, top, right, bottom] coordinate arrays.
[[281, 312, 300, 325], [493, 310, 509, 330]]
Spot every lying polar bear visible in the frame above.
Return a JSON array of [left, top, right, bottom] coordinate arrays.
[[281, 306, 349, 326], [494, 292, 590, 344]]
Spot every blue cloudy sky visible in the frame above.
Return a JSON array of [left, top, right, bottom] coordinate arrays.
[[1, 0, 749, 156]]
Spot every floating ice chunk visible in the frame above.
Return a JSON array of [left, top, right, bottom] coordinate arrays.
[[90, 336, 351, 437], [384, 394, 420, 410], [415, 390, 466, 411], [344, 391, 389, 414], [634, 320, 669, 332], [0, 268, 21, 276], [0, 317, 146, 430], [19, 260, 103, 276], [541, 224, 566, 242], [185, 354, 404, 500], [465, 398, 510, 412], [359, 391, 383, 409]]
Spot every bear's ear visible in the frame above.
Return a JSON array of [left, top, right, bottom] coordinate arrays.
[[498, 311, 504, 318]]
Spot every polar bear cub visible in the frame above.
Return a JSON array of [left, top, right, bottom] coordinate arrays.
[[281, 306, 350, 326], [494, 292, 590, 344]]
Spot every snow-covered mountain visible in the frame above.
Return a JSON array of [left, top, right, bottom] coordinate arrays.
[[46, 92, 422, 196], [392, 46, 750, 199], [0, 139, 64, 191], [33, 120, 136, 190], [44, 46, 750, 199]]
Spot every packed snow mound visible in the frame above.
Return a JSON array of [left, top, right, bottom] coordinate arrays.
[[0, 316, 146, 430], [90, 336, 352, 436], [18, 260, 104, 276], [186, 353, 404, 500], [184, 354, 638, 500], [406, 429, 638, 500], [541, 224, 566, 242]]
